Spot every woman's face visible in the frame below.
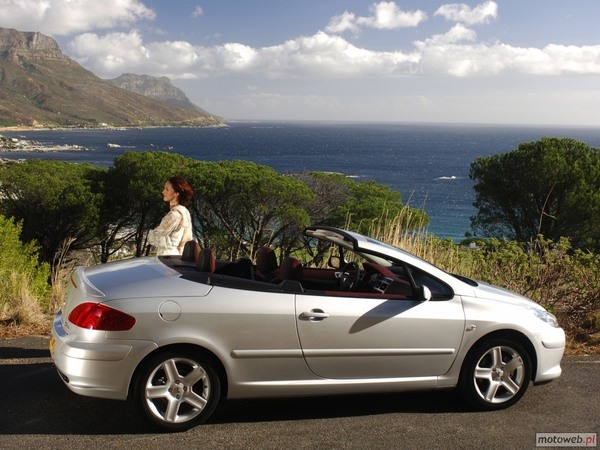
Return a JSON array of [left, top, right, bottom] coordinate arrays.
[[162, 181, 179, 203]]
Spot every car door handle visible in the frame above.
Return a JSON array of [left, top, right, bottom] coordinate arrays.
[[300, 309, 329, 320]]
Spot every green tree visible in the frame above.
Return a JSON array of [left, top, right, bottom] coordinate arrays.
[[292, 172, 352, 225], [295, 172, 428, 234], [333, 179, 428, 234], [470, 137, 600, 250], [102, 151, 193, 259], [188, 160, 313, 259], [0, 160, 103, 267]]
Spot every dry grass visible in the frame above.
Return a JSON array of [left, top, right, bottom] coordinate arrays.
[[0, 318, 51, 338], [1, 271, 47, 322], [0, 271, 52, 337]]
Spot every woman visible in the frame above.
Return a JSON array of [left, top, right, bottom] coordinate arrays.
[[147, 176, 194, 256]]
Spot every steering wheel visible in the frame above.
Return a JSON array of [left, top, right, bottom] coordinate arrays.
[[337, 262, 360, 291]]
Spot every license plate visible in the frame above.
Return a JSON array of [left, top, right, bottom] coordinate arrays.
[[49, 336, 55, 356]]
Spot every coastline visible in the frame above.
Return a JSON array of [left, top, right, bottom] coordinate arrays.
[[0, 123, 229, 133], [0, 126, 57, 132], [0, 132, 87, 153], [0, 123, 228, 160]]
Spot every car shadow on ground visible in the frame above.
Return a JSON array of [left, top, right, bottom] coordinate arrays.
[[0, 348, 469, 435], [212, 390, 469, 425]]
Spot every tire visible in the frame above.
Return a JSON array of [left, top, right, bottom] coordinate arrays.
[[459, 338, 532, 411], [132, 350, 222, 432]]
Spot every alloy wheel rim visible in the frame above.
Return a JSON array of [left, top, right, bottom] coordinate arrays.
[[473, 345, 525, 404], [144, 357, 211, 423]]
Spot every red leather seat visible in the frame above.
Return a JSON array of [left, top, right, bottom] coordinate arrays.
[[196, 248, 216, 273], [255, 246, 278, 282]]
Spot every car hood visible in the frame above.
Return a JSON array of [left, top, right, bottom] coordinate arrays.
[[470, 279, 541, 309]]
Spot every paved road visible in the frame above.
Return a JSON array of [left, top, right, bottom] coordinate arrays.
[[0, 336, 598, 449]]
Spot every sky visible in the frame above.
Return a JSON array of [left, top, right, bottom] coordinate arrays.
[[1, 0, 600, 126]]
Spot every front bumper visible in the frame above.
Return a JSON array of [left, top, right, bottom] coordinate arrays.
[[50, 311, 157, 400], [534, 326, 566, 384]]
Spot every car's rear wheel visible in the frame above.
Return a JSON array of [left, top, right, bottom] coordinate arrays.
[[459, 338, 532, 410], [132, 350, 221, 431]]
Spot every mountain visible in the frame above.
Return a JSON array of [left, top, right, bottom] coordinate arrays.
[[108, 73, 210, 114], [0, 27, 223, 128]]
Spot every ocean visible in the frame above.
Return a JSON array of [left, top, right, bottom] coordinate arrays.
[[4, 121, 600, 241]]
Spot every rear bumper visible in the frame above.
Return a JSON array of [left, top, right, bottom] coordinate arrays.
[[50, 311, 157, 400]]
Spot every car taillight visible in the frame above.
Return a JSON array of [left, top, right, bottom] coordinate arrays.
[[68, 302, 136, 331]]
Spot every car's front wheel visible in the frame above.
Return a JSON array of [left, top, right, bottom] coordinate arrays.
[[132, 350, 221, 432], [459, 338, 532, 410]]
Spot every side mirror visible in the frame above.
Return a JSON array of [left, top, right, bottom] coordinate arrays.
[[420, 285, 432, 302]]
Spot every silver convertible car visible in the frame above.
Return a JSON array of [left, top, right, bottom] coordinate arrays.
[[50, 226, 565, 431]]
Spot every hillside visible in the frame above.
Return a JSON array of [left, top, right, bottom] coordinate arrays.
[[0, 27, 223, 128], [108, 73, 211, 114]]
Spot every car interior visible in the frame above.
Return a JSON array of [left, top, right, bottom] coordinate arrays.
[[161, 240, 452, 301]]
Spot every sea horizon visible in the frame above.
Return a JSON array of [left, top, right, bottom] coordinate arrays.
[[4, 117, 600, 132]]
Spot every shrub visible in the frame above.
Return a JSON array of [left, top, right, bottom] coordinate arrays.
[[463, 237, 600, 344], [0, 215, 51, 327]]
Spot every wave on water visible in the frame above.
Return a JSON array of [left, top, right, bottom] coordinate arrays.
[[319, 171, 363, 179], [436, 176, 458, 180]]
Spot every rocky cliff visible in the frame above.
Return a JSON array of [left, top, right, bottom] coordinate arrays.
[[108, 73, 209, 113], [0, 27, 223, 128], [0, 27, 66, 61]]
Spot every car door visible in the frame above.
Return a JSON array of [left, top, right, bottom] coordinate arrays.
[[295, 293, 465, 379]]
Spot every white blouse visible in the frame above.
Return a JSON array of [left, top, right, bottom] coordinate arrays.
[[147, 205, 193, 256]]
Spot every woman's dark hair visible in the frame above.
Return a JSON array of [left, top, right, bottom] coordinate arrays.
[[168, 176, 193, 206]]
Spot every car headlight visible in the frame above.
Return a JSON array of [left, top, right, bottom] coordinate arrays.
[[531, 307, 560, 328]]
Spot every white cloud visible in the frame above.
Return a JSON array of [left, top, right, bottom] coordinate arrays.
[[325, 12, 359, 35], [264, 32, 420, 78], [69, 30, 421, 79], [326, 1, 426, 34], [146, 40, 200, 75], [0, 0, 155, 35], [192, 6, 204, 18], [415, 27, 600, 77], [5, 0, 597, 84], [68, 30, 148, 74], [435, 1, 498, 25], [68, 30, 203, 78], [419, 23, 477, 46], [68, 25, 600, 81], [524, 44, 600, 75], [358, 1, 428, 29]]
